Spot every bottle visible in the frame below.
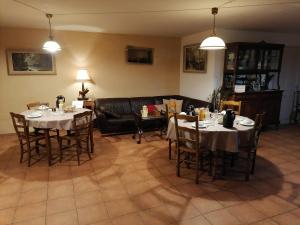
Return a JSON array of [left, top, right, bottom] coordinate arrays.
[[58, 99, 64, 111]]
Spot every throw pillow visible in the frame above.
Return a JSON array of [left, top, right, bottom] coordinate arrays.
[[147, 104, 156, 113], [154, 104, 165, 112], [171, 99, 183, 113]]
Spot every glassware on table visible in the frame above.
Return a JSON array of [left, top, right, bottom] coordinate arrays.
[[210, 110, 218, 125]]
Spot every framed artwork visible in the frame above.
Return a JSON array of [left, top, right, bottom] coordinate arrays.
[[183, 44, 207, 73], [126, 46, 153, 65], [6, 49, 56, 75]]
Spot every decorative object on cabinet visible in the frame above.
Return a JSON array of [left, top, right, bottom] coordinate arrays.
[[76, 69, 90, 100], [6, 49, 56, 75], [200, 7, 226, 50], [43, 14, 61, 53], [222, 41, 284, 127], [183, 44, 207, 73], [126, 46, 153, 65]]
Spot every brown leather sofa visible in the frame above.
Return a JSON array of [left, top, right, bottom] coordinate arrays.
[[94, 95, 209, 135]]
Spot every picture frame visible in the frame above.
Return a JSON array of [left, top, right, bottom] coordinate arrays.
[[6, 49, 56, 75], [183, 44, 207, 73], [126, 46, 153, 65]]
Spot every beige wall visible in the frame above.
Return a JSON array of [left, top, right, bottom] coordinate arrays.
[[0, 27, 180, 134]]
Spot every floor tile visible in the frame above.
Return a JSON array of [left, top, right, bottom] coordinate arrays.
[[0, 207, 15, 225], [77, 203, 108, 225], [111, 213, 145, 225], [46, 196, 76, 215], [46, 210, 78, 225], [204, 208, 241, 225], [14, 202, 46, 223], [105, 198, 138, 218]]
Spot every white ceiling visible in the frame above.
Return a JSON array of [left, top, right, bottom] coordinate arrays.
[[1, 0, 300, 36]]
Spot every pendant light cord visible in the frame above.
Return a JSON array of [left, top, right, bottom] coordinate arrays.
[[46, 14, 53, 39]]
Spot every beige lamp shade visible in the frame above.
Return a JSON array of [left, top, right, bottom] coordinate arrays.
[[76, 69, 90, 81]]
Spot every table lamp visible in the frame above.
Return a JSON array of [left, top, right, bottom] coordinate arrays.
[[76, 69, 90, 100]]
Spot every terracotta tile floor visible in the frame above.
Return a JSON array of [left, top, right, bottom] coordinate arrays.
[[0, 125, 300, 225]]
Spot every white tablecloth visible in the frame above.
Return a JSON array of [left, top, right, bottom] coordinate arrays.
[[22, 108, 95, 130], [166, 116, 254, 153]]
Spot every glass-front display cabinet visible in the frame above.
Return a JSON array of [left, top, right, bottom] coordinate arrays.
[[222, 42, 284, 127], [223, 41, 284, 92]]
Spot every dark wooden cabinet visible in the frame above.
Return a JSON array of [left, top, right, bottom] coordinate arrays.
[[222, 42, 284, 127], [232, 91, 283, 127]]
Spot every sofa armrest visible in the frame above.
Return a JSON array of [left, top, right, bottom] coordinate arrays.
[[95, 109, 106, 118]]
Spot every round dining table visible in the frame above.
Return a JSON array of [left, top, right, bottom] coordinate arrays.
[[21, 108, 95, 166], [166, 115, 254, 153]]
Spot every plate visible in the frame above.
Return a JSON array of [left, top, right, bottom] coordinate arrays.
[[27, 112, 43, 118], [192, 124, 207, 129], [240, 120, 254, 126], [38, 105, 49, 110]]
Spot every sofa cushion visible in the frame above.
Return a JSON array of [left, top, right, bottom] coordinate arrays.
[[95, 98, 132, 114]]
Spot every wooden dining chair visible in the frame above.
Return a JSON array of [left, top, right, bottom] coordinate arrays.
[[174, 113, 208, 184], [27, 102, 50, 110], [59, 111, 93, 165], [236, 113, 265, 180], [220, 100, 241, 115], [27, 101, 60, 140], [10, 112, 46, 167]]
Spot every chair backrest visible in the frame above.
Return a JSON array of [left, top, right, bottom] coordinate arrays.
[[72, 111, 93, 138], [27, 102, 49, 110], [174, 113, 199, 151], [253, 113, 265, 147], [10, 112, 29, 141], [220, 100, 241, 115], [72, 100, 84, 109]]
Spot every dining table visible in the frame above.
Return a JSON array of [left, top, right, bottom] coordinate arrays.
[[166, 115, 254, 153], [21, 108, 95, 166]]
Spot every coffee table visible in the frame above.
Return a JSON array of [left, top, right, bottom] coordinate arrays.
[[132, 113, 166, 144]]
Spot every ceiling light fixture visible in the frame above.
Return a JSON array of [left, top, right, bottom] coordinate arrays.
[[200, 7, 226, 50], [43, 13, 61, 53]]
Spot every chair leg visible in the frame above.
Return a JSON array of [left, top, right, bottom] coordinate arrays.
[[19, 140, 24, 163], [76, 141, 81, 166], [212, 152, 217, 181], [195, 152, 200, 184], [86, 138, 92, 160], [168, 139, 172, 160], [209, 151, 212, 176], [27, 142, 31, 167], [251, 150, 257, 174], [176, 148, 180, 177], [90, 128, 94, 153], [246, 151, 251, 181], [59, 138, 63, 163], [56, 129, 60, 142], [222, 151, 226, 176]]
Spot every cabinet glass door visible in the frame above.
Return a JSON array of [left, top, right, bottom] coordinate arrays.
[[263, 49, 281, 70], [237, 48, 256, 70]]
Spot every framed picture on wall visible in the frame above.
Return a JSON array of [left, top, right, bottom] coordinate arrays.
[[6, 49, 56, 75], [183, 44, 207, 73], [126, 46, 153, 65]]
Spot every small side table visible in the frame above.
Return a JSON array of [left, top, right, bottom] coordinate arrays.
[[84, 100, 95, 110], [132, 113, 165, 144]]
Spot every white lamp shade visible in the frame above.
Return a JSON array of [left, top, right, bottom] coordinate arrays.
[[200, 36, 226, 50], [43, 40, 61, 53], [76, 69, 90, 81]]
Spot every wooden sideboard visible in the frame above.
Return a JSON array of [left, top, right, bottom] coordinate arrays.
[[231, 90, 283, 127]]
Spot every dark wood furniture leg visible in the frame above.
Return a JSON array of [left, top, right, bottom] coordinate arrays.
[[44, 129, 52, 166]]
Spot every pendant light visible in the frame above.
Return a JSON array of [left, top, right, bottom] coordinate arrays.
[[200, 7, 226, 50], [43, 14, 61, 53]]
